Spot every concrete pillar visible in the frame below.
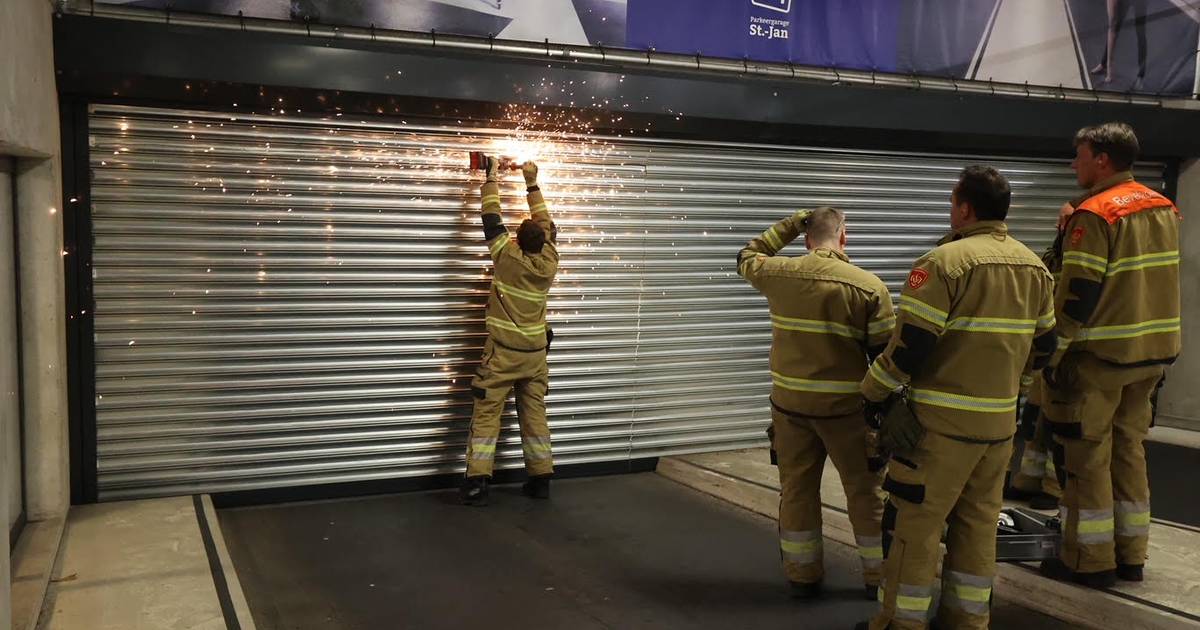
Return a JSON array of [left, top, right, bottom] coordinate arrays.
[[1159, 159, 1200, 430], [15, 157, 68, 521], [0, 158, 14, 630]]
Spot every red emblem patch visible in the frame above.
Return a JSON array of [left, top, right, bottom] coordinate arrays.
[[907, 269, 929, 290], [1070, 226, 1086, 246]]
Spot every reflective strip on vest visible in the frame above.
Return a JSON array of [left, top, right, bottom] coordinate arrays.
[[856, 535, 883, 568], [489, 234, 511, 257], [530, 202, 548, 214], [1037, 308, 1057, 329], [481, 194, 502, 208], [486, 316, 546, 337], [1106, 250, 1180, 276], [1057, 335, 1073, 351], [945, 316, 1036, 335], [494, 279, 549, 304], [762, 225, 784, 251], [869, 316, 897, 336], [1075, 317, 1181, 342], [1115, 501, 1151, 537], [780, 530, 822, 565], [868, 361, 903, 391], [772, 372, 861, 394], [909, 389, 1018, 414], [771, 313, 862, 339], [898, 295, 948, 329], [1020, 373, 1035, 388], [1062, 250, 1108, 274], [523, 436, 553, 462], [941, 570, 993, 616]]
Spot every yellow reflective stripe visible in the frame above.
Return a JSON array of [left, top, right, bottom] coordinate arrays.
[[770, 314, 862, 339], [494, 280, 548, 303], [1106, 250, 1179, 276], [1076, 318, 1181, 341], [489, 234, 511, 257], [858, 546, 884, 560], [909, 389, 1018, 413], [1037, 308, 1057, 329], [1057, 335, 1073, 351], [1020, 373, 1035, 387], [771, 372, 861, 394], [1077, 518, 1115, 534], [868, 361, 903, 391], [1062, 251, 1108, 274], [481, 194, 502, 207], [780, 538, 821, 554], [868, 316, 896, 335], [896, 594, 933, 612], [944, 316, 1036, 334], [898, 295, 948, 329], [762, 226, 784, 250], [486, 316, 546, 337], [953, 585, 992, 603], [1120, 512, 1151, 527], [471, 444, 496, 453], [530, 202, 548, 213]]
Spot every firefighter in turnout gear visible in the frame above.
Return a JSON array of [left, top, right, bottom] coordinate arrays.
[[737, 207, 896, 601], [461, 157, 559, 506], [1040, 123, 1181, 587], [1006, 233, 1069, 509], [857, 167, 1057, 630]]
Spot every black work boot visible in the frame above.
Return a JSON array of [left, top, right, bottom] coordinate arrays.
[[1116, 563, 1144, 582], [522, 475, 551, 499], [1039, 557, 1116, 588], [460, 476, 489, 506], [789, 580, 821, 600]]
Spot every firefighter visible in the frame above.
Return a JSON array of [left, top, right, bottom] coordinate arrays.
[[1040, 122, 1181, 587], [460, 157, 559, 506], [857, 166, 1057, 630], [737, 207, 896, 600], [1006, 232, 1070, 510]]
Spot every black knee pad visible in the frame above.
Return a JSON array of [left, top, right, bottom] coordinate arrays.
[[882, 500, 898, 557]]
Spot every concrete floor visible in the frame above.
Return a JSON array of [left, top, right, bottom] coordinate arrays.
[[219, 473, 1071, 630]]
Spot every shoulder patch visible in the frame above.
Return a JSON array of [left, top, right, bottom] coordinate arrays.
[[907, 269, 929, 290], [1069, 226, 1085, 246]]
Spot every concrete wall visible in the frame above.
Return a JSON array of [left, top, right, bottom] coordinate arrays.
[[0, 0, 68, 520], [0, 1, 65, 627], [1159, 159, 1200, 431]]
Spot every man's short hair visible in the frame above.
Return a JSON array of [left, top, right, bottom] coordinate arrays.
[[805, 206, 845, 243], [1074, 122, 1139, 171], [954, 165, 1011, 221], [517, 219, 546, 254]]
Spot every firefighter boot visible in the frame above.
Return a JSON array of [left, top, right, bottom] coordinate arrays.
[[461, 476, 489, 506], [522, 474, 551, 499]]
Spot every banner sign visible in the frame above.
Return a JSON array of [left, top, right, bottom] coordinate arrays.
[[97, 0, 1200, 96]]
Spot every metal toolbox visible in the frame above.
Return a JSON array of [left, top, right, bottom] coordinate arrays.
[[996, 507, 1061, 562]]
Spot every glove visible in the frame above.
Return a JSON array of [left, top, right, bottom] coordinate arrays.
[[794, 209, 812, 230], [879, 396, 924, 455], [485, 156, 500, 182], [522, 161, 539, 187]]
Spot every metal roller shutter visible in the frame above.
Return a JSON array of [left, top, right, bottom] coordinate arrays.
[[87, 104, 1165, 500]]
